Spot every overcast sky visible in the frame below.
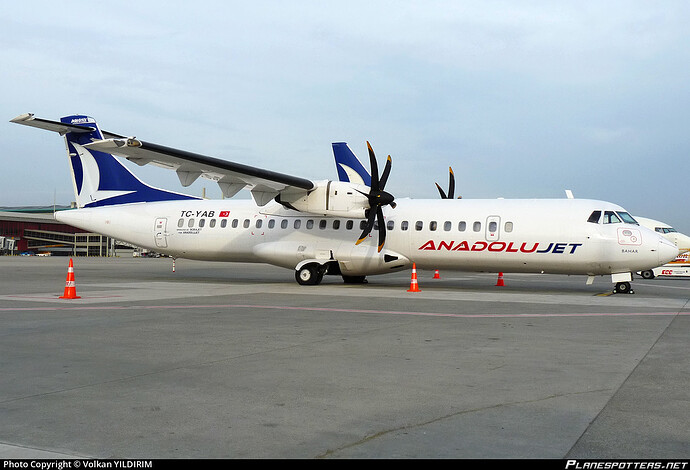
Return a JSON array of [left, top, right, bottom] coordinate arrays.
[[2, 1, 689, 233]]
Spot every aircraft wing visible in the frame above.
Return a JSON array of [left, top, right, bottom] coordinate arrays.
[[11, 113, 315, 205], [84, 137, 315, 205]]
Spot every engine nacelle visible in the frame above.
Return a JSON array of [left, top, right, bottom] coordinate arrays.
[[277, 180, 370, 218]]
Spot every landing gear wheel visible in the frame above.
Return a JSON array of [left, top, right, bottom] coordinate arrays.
[[641, 270, 655, 280], [614, 281, 633, 294], [295, 264, 323, 286]]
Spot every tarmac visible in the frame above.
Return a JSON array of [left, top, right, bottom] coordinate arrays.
[[0, 256, 688, 459]]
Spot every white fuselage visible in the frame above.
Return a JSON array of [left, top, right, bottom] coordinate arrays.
[[56, 197, 678, 279]]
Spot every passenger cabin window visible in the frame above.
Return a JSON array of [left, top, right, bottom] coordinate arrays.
[[473, 221, 481, 232], [177, 218, 184, 228], [221, 219, 228, 228], [333, 220, 340, 230], [444, 221, 451, 231], [415, 221, 423, 231], [387, 220, 394, 230], [255, 220, 262, 228], [188, 219, 195, 228], [603, 211, 621, 224], [505, 221, 513, 232], [306, 220, 314, 229], [268, 219, 275, 229], [294, 220, 301, 229], [209, 219, 216, 228], [401, 221, 409, 231], [346, 220, 353, 230], [458, 221, 466, 232], [243, 219, 250, 228], [429, 221, 437, 231], [488, 221, 497, 232], [587, 211, 601, 224], [319, 220, 327, 230], [232, 219, 239, 228], [281, 219, 288, 229], [199, 219, 205, 228]]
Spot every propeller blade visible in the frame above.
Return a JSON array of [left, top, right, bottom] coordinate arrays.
[[356, 208, 377, 245], [448, 167, 455, 199], [367, 141, 379, 191], [436, 167, 456, 199], [379, 155, 392, 189], [377, 206, 386, 252], [355, 142, 396, 251]]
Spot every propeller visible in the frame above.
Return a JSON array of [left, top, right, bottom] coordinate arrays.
[[356, 141, 396, 252], [435, 167, 461, 199]]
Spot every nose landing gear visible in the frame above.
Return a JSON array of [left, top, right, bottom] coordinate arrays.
[[614, 281, 634, 294]]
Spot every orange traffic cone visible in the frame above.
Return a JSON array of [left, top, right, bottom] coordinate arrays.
[[59, 258, 81, 299], [433, 269, 440, 279], [408, 263, 421, 292], [495, 272, 505, 287]]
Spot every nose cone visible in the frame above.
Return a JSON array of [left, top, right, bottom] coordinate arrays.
[[658, 238, 680, 265]]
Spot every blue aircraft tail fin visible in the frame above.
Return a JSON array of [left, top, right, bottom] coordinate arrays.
[[57, 115, 200, 208], [332, 142, 371, 187]]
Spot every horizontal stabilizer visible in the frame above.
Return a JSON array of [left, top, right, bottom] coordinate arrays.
[[10, 113, 124, 139]]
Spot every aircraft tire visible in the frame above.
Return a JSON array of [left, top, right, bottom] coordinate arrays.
[[296, 264, 321, 286], [614, 281, 633, 294], [640, 270, 655, 279]]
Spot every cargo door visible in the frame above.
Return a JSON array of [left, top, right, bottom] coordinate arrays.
[[154, 217, 168, 248]]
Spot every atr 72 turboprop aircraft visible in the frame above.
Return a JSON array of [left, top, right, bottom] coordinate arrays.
[[11, 113, 678, 293]]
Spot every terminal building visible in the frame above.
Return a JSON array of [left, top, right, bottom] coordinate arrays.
[[0, 206, 130, 257]]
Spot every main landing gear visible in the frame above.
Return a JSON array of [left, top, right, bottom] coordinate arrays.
[[614, 281, 634, 294], [295, 263, 325, 286], [294, 262, 368, 286]]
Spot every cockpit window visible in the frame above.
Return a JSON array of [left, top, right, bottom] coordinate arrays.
[[658, 227, 677, 233], [603, 211, 621, 224], [587, 211, 601, 223], [616, 211, 638, 224]]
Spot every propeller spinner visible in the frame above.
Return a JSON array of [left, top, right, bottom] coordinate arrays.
[[355, 141, 396, 252]]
